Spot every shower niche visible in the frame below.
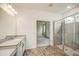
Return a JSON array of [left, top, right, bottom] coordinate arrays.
[[53, 13, 79, 56]]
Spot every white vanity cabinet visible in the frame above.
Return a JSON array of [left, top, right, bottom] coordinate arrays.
[[0, 36, 26, 56], [16, 42, 23, 56], [16, 37, 26, 56], [22, 37, 26, 54]]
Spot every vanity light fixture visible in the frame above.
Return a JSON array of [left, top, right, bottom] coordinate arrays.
[[8, 4, 18, 15], [8, 5, 12, 9], [14, 11, 17, 14], [11, 8, 17, 15], [11, 8, 15, 12]]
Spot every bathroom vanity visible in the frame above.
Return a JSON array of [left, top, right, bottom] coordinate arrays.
[[0, 35, 26, 56]]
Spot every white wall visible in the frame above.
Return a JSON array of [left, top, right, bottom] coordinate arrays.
[[0, 8, 16, 39], [16, 10, 62, 49]]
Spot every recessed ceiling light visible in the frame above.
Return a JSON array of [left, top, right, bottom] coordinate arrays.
[[67, 6, 71, 9], [7, 4, 17, 16]]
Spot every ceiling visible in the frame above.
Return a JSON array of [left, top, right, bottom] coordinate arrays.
[[11, 3, 79, 14]]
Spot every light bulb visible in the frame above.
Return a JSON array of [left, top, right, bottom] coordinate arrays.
[[11, 8, 15, 12], [67, 6, 71, 9], [8, 5, 12, 9], [14, 11, 17, 14]]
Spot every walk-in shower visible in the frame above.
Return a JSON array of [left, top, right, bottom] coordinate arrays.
[[53, 13, 79, 56]]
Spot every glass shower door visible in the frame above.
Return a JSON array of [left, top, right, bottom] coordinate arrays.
[[64, 16, 75, 56], [53, 20, 65, 55], [73, 14, 79, 55]]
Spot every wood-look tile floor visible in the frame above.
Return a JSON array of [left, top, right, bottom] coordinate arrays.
[[24, 46, 66, 56]]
